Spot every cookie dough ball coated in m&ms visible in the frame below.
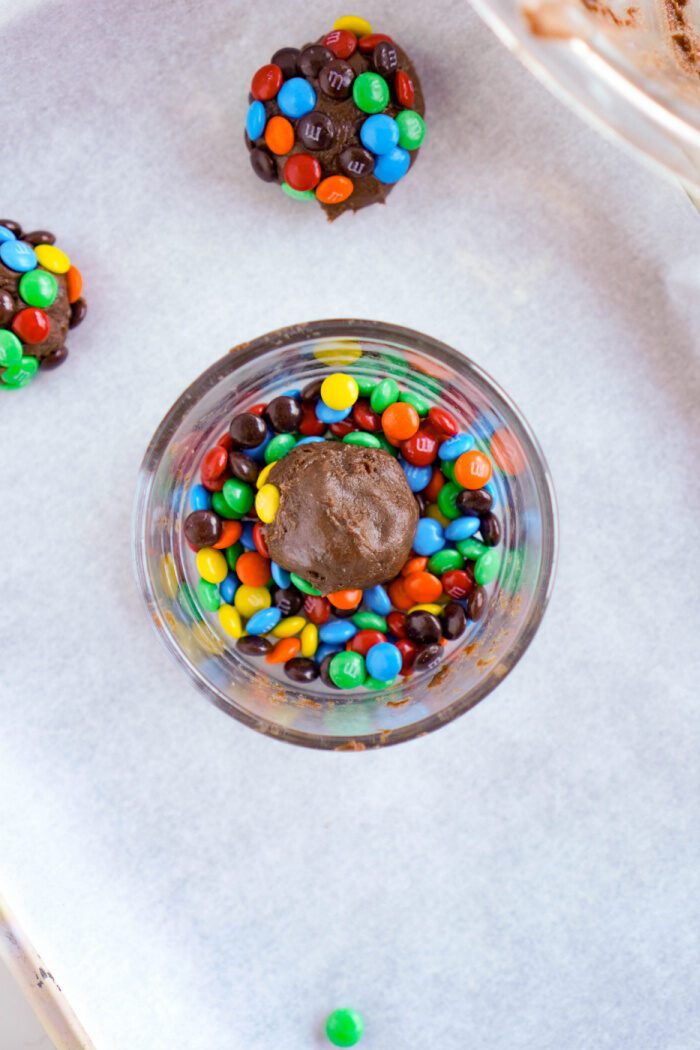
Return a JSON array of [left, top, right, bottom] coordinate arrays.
[[0, 219, 87, 389], [244, 17, 426, 219]]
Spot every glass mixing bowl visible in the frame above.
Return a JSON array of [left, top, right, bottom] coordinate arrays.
[[133, 321, 557, 750], [469, 0, 700, 193]]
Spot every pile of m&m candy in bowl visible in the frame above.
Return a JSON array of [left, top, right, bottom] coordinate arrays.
[[0, 219, 86, 389], [245, 15, 426, 216], [179, 366, 508, 696]]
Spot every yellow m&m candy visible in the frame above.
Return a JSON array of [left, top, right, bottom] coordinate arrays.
[[196, 547, 228, 584], [333, 14, 372, 36], [255, 483, 280, 523], [256, 462, 275, 489], [234, 584, 271, 619], [272, 616, 306, 638], [35, 244, 70, 274], [321, 372, 359, 411], [300, 622, 318, 657], [218, 604, 244, 638]]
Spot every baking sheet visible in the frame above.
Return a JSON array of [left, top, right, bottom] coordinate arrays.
[[1, 1, 699, 1048]]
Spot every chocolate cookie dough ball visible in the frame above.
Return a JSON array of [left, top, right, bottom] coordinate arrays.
[[245, 15, 426, 219], [264, 440, 419, 594], [0, 221, 86, 389]]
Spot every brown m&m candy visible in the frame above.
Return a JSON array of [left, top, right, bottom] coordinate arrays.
[[0, 220, 87, 389], [243, 18, 426, 219]]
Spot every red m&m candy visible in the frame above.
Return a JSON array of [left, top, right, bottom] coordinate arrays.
[[428, 405, 458, 437], [323, 29, 357, 59], [352, 399, 382, 432], [442, 569, 473, 600], [11, 307, 49, 344], [401, 427, 439, 466], [284, 153, 322, 192], [358, 33, 394, 52], [251, 64, 283, 100], [299, 402, 327, 436], [347, 629, 387, 656], [200, 445, 228, 482], [395, 70, 415, 108]]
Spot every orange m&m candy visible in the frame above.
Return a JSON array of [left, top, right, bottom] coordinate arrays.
[[316, 175, 353, 205], [265, 116, 295, 155], [212, 520, 243, 549], [66, 265, 83, 304], [424, 467, 445, 503], [401, 556, 428, 577], [403, 571, 442, 604], [387, 577, 414, 612], [454, 450, 493, 490], [236, 550, 271, 587], [328, 588, 363, 610], [381, 402, 420, 442], [266, 637, 301, 664]]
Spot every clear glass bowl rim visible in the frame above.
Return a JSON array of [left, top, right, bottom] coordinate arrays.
[[133, 319, 559, 750]]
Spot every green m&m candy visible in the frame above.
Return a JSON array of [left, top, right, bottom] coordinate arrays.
[[0, 330, 23, 368], [396, 109, 426, 150], [329, 651, 366, 689], [369, 377, 400, 413], [456, 537, 488, 561], [428, 548, 464, 575], [352, 374, 377, 397], [197, 578, 221, 612], [325, 1008, 364, 1047], [1, 355, 38, 387], [474, 548, 501, 586], [281, 182, 315, 201], [222, 478, 254, 517], [353, 71, 389, 114], [352, 610, 387, 632], [211, 490, 242, 520], [18, 268, 58, 308], [225, 542, 244, 570], [264, 433, 296, 464], [343, 431, 381, 449], [437, 481, 462, 520], [290, 572, 321, 596], [400, 390, 430, 416]]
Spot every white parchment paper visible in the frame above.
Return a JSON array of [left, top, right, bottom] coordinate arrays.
[[0, 1, 699, 1048]]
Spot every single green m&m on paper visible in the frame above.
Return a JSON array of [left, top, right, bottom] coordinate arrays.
[[325, 1008, 364, 1047]]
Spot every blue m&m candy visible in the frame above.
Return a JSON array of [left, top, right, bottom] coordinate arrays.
[[315, 643, 340, 664], [445, 516, 481, 541], [247, 429, 271, 463], [190, 484, 212, 511], [278, 78, 316, 118], [438, 433, 475, 461], [270, 561, 291, 588], [0, 225, 17, 245], [240, 522, 257, 549], [296, 435, 325, 445], [365, 641, 402, 682], [400, 460, 432, 493], [246, 100, 267, 140], [319, 620, 357, 645], [316, 400, 351, 424], [413, 518, 445, 556], [0, 239, 37, 273], [246, 607, 282, 635], [360, 114, 399, 156], [373, 146, 410, 185], [219, 574, 238, 604], [364, 584, 392, 617]]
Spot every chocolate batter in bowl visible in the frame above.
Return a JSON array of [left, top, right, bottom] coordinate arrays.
[[134, 321, 557, 750], [468, 0, 700, 193]]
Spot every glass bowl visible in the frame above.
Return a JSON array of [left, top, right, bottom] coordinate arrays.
[[469, 0, 700, 194], [133, 320, 557, 750]]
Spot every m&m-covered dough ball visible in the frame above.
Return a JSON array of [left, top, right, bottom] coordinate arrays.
[[0, 220, 87, 390], [245, 15, 426, 219]]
